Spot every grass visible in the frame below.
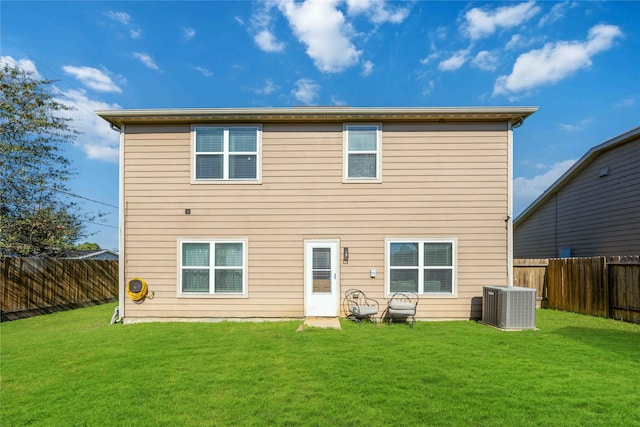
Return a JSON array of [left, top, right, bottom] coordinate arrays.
[[1, 304, 639, 426]]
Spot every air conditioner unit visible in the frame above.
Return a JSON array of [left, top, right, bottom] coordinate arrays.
[[482, 286, 536, 330]]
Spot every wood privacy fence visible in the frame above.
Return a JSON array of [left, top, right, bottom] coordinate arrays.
[[514, 256, 640, 324], [1, 258, 118, 321]]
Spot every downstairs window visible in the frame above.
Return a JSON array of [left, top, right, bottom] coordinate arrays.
[[180, 240, 247, 295], [387, 239, 455, 295]]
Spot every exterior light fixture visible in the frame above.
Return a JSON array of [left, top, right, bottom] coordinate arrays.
[[343, 247, 349, 262]]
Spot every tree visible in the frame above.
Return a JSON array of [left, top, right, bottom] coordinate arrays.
[[75, 242, 101, 251], [0, 64, 85, 256]]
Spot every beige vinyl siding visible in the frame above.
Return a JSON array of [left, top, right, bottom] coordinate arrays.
[[514, 136, 640, 258], [122, 122, 510, 320]]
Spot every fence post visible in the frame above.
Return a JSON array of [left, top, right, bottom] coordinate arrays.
[[605, 257, 611, 319]]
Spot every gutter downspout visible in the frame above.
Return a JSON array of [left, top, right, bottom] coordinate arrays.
[[108, 122, 126, 320], [507, 121, 514, 287], [507, 115, 527, 286], [118, 124, 126, 320]]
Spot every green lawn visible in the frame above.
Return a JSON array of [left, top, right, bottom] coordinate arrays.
[[1, 304, 639, 426]]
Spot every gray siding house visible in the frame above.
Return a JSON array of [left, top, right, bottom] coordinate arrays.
[[514, 126, 640, 258]]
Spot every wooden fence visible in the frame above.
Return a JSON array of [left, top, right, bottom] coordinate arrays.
[[1, 258, 118, 321], [514, 256, 640, 324]]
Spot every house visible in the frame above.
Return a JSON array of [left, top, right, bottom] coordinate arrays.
[[97, 106, 537, 324], [514, 126, 640, 258], [65, 249, 119, 260]]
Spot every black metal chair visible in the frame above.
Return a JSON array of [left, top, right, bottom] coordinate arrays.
[[343, 289, 379, 325], [382, 292, 418, 327]]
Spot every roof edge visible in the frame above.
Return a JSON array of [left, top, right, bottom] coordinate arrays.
[[515, 126, 640, 226], [96, 106, 538, 128]]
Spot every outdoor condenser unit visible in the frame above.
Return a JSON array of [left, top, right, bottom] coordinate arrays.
[[482, 286, 536, 330]]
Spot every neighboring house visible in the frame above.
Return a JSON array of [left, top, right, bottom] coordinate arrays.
[[97, 107, 536, 323], [65, 250, 120, 260], [514, 126, 640, 258]]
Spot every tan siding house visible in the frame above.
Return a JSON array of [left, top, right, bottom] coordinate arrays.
[[514, 126, 640, 258], [97, 107, 536, 323]]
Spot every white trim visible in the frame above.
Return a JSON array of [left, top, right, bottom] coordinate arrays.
[[304, 239, 340, 317], [385, 237, 457, 297], [507, 123, 514, 286], [190, 124, 262, 184], [118, 124, 126, 318], [177, 237, 249, 298], [343, 123, 382, 183]]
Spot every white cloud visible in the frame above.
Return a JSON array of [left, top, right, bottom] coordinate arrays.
[[538, 1, 577, 27], [62, 66, 122, 93], [331, 95, 347, 106], [464, 1, 540, 40], [106, 10, 141, 39], [254, 30, 285, 52], [57, 89, 121, 162], [255, 79, 278, 95], [505, 34, 523, 50], [505, 34, 542, 51], [346, 0, 410, 24], [276, 0, 361, 73], [192, 66, 213, 77], [183, 27, 196, 41], [420, 52, 440, 65], [438, 49, 470, 71], [494, 24, 622, 96], [106, 10, 131, 25], [252, 0, 403, 73], [0, 56, 42, 78], [250, 3, 285, 53], [514, 159, 576, 215], [586, 24, 623, 52], [421, 80, 435, 96], [361, 60, 374, 76], [133, 52, 160, 70], [557, 118, 593, 132], [471, 50, 499, 71], [235, 16, 245, 26], [2, 56, 120, 163], [291, 78, 319, 105], [614, 97, 636, 109]]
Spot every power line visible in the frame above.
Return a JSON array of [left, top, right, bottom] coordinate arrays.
[[55, 188, 118, 209], [6, 177, 118, 209], [83, 220, 118, 230]]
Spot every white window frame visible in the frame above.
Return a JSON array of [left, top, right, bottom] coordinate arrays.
[[343, 123, 382, 183], [191, 125, 262, 184], [178, 238, 248, 298], [385, 238, 457, 297]]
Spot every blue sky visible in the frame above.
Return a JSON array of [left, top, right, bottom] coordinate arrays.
[[2, 0, 639, 251]]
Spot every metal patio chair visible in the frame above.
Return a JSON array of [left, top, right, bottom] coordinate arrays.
[[343, 289, 379, 325], [382, 292, 418, 327]]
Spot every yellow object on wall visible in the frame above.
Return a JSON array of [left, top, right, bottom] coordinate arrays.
[[127, 277, 149, 301]]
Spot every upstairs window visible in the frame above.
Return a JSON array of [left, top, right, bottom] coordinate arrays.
[[387, 239, 455, 295], [194, 126, 260, 181], [344, 124, 381, 182]]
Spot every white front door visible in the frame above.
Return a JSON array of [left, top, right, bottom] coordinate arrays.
[[304, 240, 339, 317]]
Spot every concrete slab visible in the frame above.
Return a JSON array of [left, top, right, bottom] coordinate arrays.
[[303, 317, 342, 329]]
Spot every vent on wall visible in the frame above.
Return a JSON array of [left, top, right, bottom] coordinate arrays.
[[482, 286, 536, 330]]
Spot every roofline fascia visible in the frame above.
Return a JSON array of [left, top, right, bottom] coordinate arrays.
[[515, 126, 640, 226], [96, 106, 538, 128]]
